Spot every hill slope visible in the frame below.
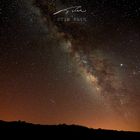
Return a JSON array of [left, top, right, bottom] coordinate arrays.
[[0, 120, 140, 139]]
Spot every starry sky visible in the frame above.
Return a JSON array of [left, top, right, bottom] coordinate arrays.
[[0, 0, 140, 131]]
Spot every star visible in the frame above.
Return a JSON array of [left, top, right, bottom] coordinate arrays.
[[120, 63, 124, 67]]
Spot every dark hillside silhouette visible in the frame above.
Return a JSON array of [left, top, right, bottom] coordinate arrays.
[[0, 120, 140, 140]]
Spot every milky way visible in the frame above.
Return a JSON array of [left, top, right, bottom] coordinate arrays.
[[0, 0, 139, 131], [33, 0, 132, 118]]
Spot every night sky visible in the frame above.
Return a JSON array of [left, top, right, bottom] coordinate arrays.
[[0, 0, 140, 131]]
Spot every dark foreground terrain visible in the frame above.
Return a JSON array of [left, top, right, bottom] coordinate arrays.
[[0, 120, 140, 140]]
